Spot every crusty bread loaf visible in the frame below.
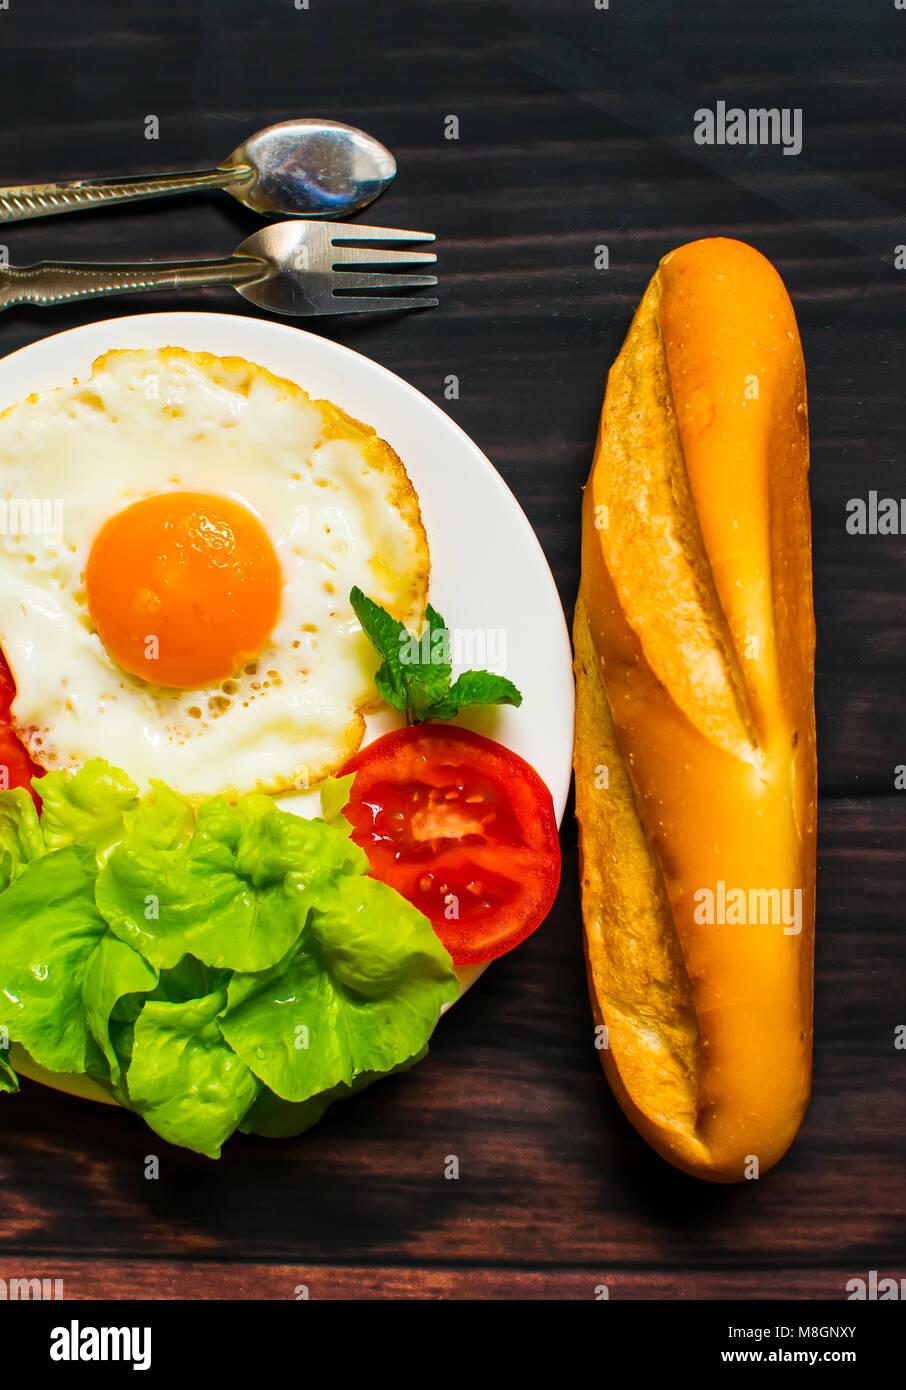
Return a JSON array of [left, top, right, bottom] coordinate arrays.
[[574, 237, 816, 1182]]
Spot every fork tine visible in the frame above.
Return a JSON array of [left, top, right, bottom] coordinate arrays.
[[332, 245, 437, 266], [326, 225, 436, 244], [334, 272, 438, 291], [324, 295, 439, 314]]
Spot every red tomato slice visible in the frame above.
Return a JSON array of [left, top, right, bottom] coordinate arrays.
[[340, 724, 561, 966], [0, 650, 42, 804]]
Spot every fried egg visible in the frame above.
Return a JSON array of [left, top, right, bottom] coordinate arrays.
[[0, 347, 429, 798]]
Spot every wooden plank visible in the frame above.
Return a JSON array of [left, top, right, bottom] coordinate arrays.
[[1, 801, 903, 1277], [0, 1259, 875, 1301]]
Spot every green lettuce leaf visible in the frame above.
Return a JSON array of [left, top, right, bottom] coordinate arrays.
[[121, 780, 195, 851], [35, 760, 139, 861], [0, 788, 45, 892], [0, 1045, 18, 1094], [239, 1048, 429, 1138], [238, 1081, 345, 1139], [219, 875, 457, 1102], [96, 794, 366, 973], [0, 847, 111, 1073], [82, 936, 158, 1090], [0, 757, 456, 1158], [125, 987, 260, 1159], [318, 774, 355, 832], [152, 954, 231, 1004]]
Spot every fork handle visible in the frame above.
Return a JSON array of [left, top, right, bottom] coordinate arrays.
[[0, 256, 265, 309], [0, 167, 248, 223]]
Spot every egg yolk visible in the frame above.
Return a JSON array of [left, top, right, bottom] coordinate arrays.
[[85, 492, 282, 689]]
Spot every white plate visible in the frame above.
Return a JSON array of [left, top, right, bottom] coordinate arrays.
[[1, 311, 575, 1107]]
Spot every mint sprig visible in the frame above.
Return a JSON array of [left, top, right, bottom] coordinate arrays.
[[350, 587, 523, 724]]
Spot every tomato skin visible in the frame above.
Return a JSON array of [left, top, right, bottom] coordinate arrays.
[[341, 724, 561, 966], [0, 651, 42, 804]]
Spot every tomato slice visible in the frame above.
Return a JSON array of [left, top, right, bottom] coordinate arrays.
[[340, 724, 561, 966], [0, 650, 42, 803]]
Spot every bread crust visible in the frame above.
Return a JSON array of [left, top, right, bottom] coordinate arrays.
[[575, 238, 816, 1182]]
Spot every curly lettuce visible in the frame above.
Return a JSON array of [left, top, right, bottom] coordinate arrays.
[[0, 763, 458, 1157]]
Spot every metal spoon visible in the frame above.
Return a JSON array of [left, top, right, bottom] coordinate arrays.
[[0, 119, 397, 224]]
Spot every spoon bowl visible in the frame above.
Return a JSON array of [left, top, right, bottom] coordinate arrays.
[[219, 119, 397, 218]]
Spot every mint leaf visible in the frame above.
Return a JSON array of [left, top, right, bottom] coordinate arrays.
[[351, 587, 524, 724], [350, 585, 408, 711], [399, 603, 452, 717], [424, 670, 523, 722], [374, 663, 408, 713]]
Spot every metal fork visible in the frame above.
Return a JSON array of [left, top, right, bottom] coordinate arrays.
[[0, 221, 437, 315]]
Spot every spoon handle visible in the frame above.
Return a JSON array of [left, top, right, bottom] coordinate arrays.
[[0, 255, 264, 309], [0, 166, 250, 223]]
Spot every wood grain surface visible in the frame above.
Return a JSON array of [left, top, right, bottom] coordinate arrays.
[[0, 0, 904, 1301]]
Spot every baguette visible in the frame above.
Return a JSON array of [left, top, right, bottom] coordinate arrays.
[[574, 237, 816, 1182]]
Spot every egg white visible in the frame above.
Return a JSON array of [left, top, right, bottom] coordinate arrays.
[[0, 347, 429, 798]]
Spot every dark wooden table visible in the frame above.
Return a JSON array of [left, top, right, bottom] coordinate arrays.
[[0, 0, 904, 1300]]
